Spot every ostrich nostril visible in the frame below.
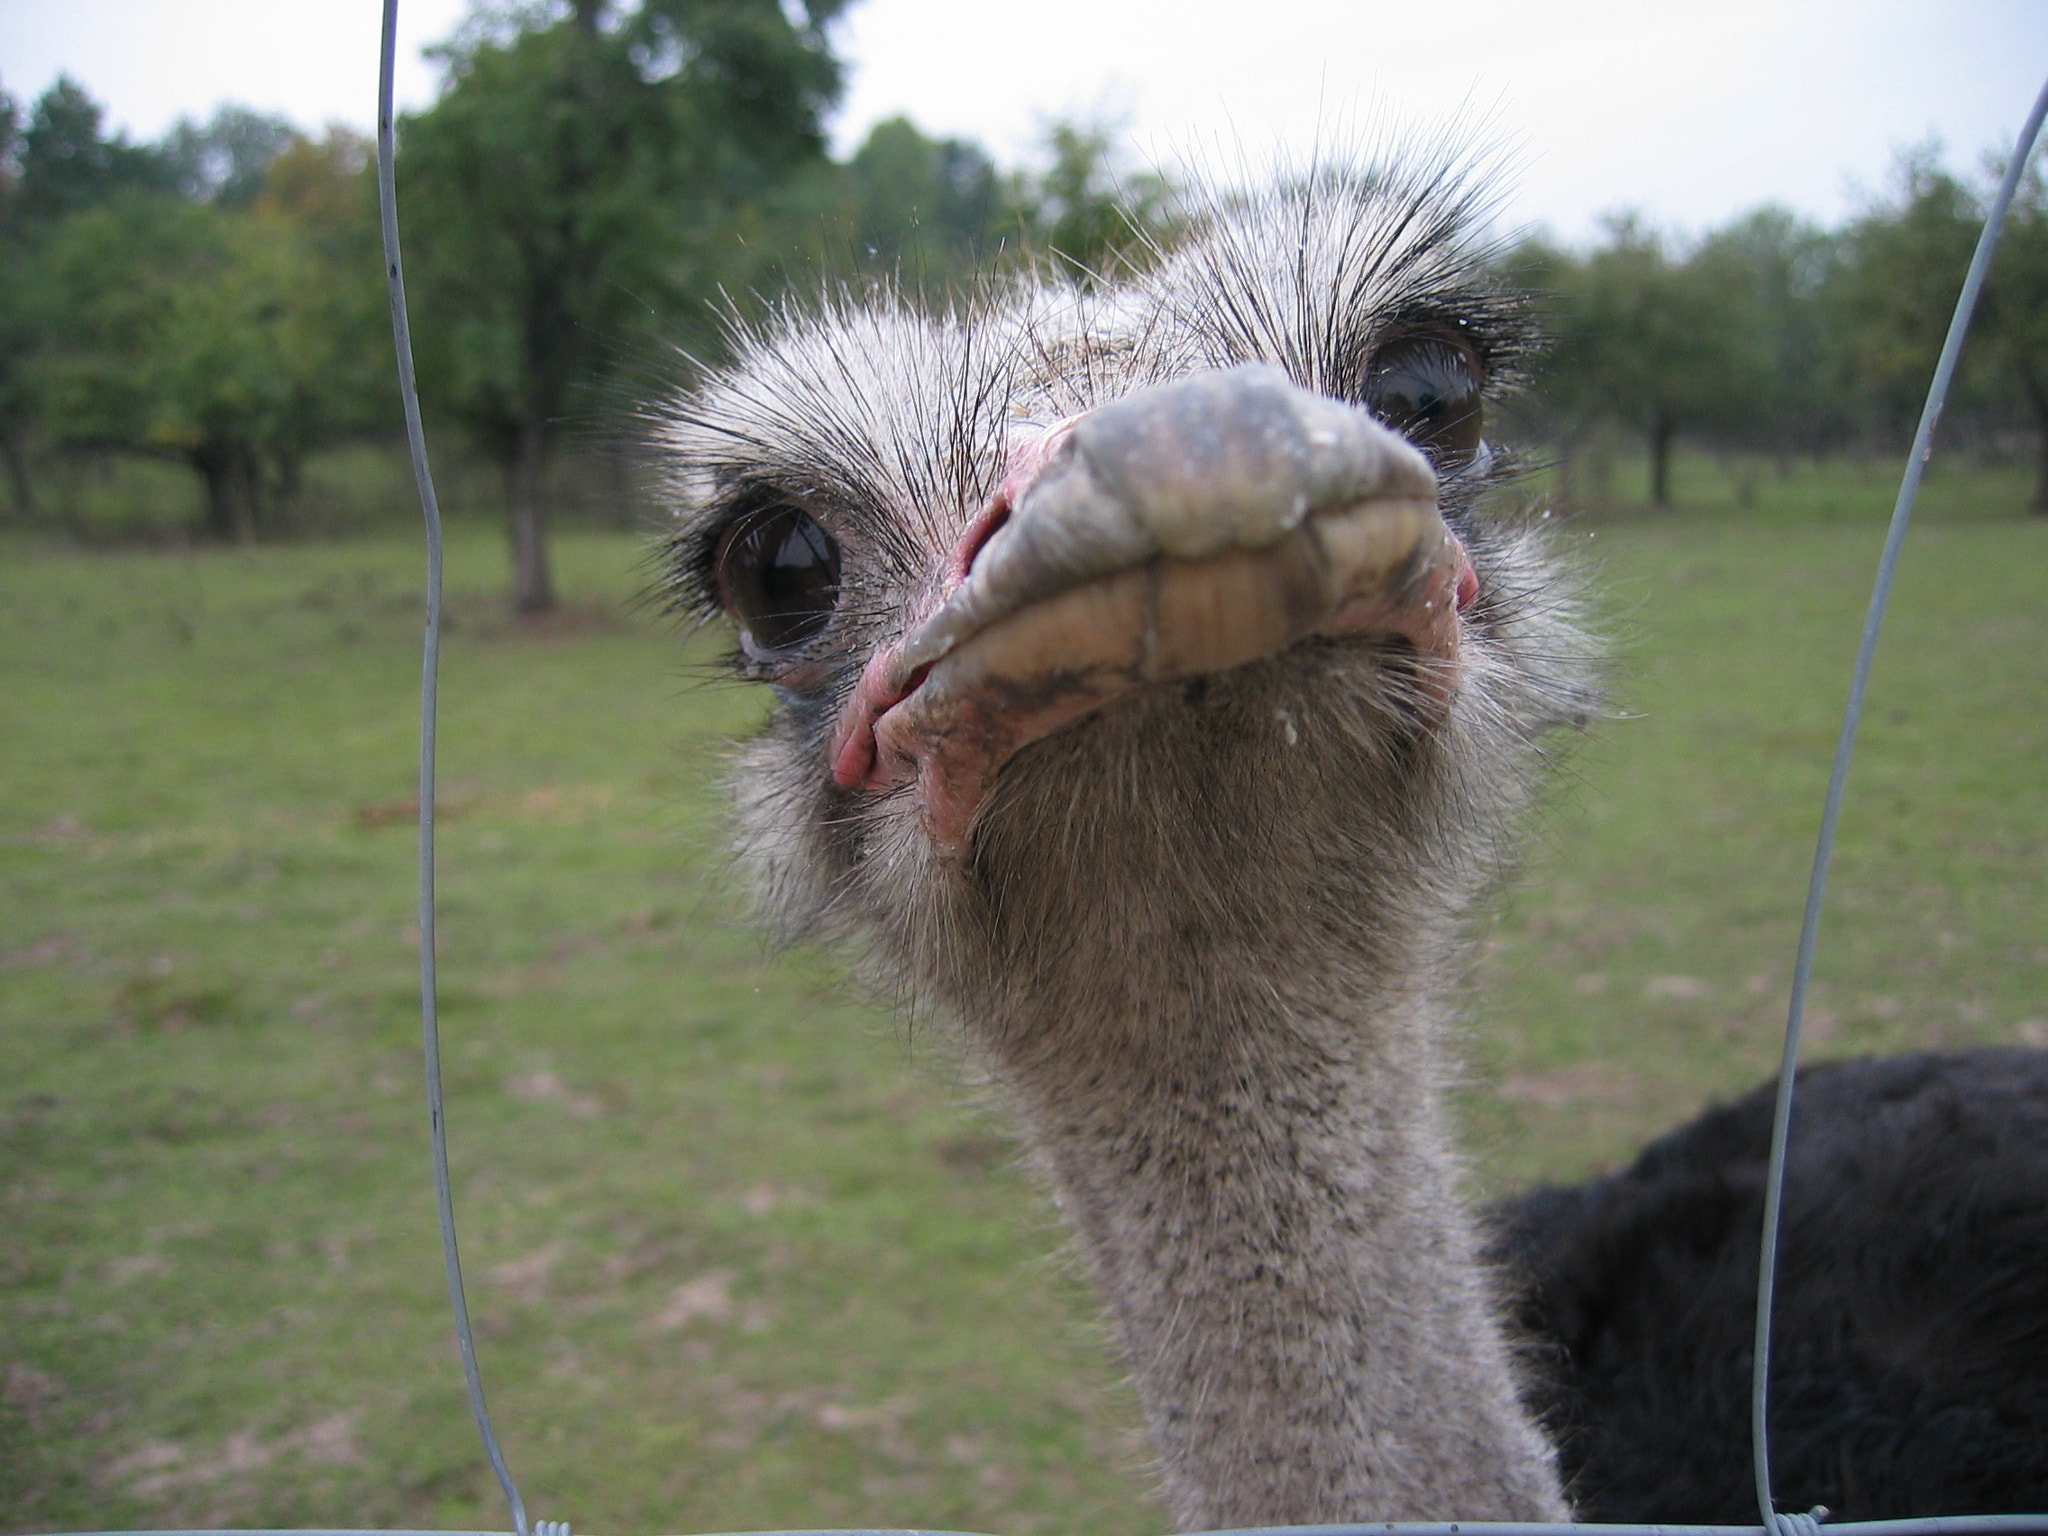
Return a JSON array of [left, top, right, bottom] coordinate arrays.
[[961, 416, 1084, 587], [957, 498, 1010, 582]]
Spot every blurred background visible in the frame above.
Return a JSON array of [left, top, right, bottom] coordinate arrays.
[[2, 4, 2044, 1534], [2, 0, 2047, 560]]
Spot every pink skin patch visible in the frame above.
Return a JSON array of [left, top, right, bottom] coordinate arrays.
[[830, 419, 1476, 853], [827, 419, 1080, 795]]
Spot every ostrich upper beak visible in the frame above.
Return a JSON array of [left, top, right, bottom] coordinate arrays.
[[830, 364, 1478, 855]]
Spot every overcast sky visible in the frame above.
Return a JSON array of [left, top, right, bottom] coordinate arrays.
[[0, 0, 2042, 244]]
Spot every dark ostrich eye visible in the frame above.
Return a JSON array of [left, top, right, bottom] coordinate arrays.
[[1365, 333, 1485, 467], [716, 504, 841, 655]]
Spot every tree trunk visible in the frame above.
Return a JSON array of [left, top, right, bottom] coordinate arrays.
[[2022, 364, 2048, 515], [192, 442, 257, 543], [0, 426, 36, 517], [1648, 412, 1675, 509], [270, 450, 304, 522], [235, 449, 259, 543], [508, 410, 556, 615]]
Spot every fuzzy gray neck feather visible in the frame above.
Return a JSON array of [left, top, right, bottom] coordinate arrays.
[[723, 614, 1589, 1525], [1002, 990, 1565, 1527], [895, 681, 1569, 1526]]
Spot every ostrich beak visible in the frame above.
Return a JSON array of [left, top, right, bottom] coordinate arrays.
[[831, 364, 1478, 855]]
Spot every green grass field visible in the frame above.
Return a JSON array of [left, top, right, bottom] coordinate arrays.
[[3, 460, 2044, 1535]]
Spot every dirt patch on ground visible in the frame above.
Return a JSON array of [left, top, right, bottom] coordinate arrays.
[[1498, 1060, 1645, 1107]]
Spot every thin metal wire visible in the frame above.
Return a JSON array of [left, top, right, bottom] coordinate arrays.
[[1747, 74, 2048, 1536], [376, 6, 538, 1536], [43, 1519, 2048, 1536]]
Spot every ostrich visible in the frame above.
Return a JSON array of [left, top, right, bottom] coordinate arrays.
[[1498, 1047, 2048, 1521], [654, 162, 2048, 1526]]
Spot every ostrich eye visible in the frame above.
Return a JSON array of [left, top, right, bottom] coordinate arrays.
[[1365, 334, 1484, 467], [716, 504, 841, 655]]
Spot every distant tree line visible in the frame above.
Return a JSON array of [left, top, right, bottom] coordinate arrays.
[[0, 0, 1174, 608], [3, 0, 2042, 614], [0, 80, 390, 542], [1510, 152, 2048, 512]]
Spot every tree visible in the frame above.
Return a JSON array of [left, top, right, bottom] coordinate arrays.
[[790, 115, 1177, 305], [258, 126, 377, 235], [1825, 144, 2048, 510], [249, 127, 395, 503], [15, 75, 172, 223], [25, 106, 385, 544], [2, 78, 181, 517], [161, 105, 299, 206], [839, 116, 1002, 289], [398, 0, 849, 614], [1690, 206, 1847, 460], [1006, 120, 1178, 285], [1978, 156, 2048, 512], [1538, 215, 1773, 507], [0, 88, 37, 513], [0, 80, 380, 536], [34, 189, 370, 539], [1827, 151, 1984, 452]]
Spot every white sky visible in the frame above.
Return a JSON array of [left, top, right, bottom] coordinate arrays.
[[0, 0, 2042, 244]]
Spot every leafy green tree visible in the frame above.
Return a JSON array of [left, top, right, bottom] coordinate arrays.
[[1827, 152, 1984, 450], [258, 126, 377, 238], [1691, 206, 1847, 459], [1006, 120, 1178, 285], [1495, 233, 1591, 475], [839, 116, 1002, 289], [1977, 158, 2048, 512], [35, 184, 381, 539], [16, 75, 173, 223], [251, 127, 395, 499], [2, 78, 183, 519], [5, 75, 381, 538], [790, 115, 1175, 303], [1827, 145, 2048, 510], [0, 88, 19, 202], [0, 88, 37, 513], [1538, 215, 1773, 506], [161, 105, 298, 206], [398, 0, 849, 613]]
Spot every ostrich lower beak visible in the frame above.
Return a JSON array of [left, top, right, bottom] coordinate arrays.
[[831, 364, 1476, 855]]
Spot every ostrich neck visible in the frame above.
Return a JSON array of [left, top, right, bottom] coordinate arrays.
[[848, 652, 1584, 1524], [980, 967, 1567, 1529]]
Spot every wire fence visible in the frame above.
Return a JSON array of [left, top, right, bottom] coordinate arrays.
[[34, 8, 2048, 1536], [1740, 68, 2048, 1536], [53, 1529, 2034, 1536]]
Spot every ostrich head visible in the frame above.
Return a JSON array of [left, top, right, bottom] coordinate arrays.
[[656, 160, 1599, 1527]]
